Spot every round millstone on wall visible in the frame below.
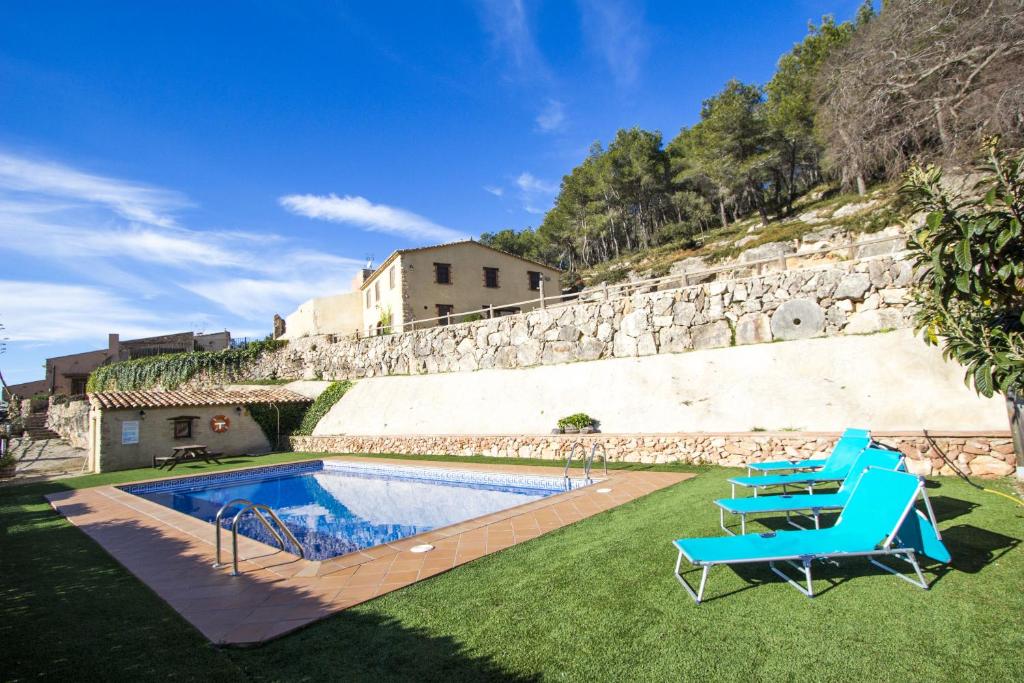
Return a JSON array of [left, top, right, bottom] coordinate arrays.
[[770, 298, 825, 341]]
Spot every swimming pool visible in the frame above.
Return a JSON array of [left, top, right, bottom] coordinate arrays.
[[121, 461, 575, 560]]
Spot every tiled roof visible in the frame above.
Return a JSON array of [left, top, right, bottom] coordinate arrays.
[[88, 387, 313, 410]]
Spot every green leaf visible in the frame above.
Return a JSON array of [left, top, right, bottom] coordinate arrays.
[[984, 187, 998, 206], [954, 239, 972, 270], [926, 211, 943, 230], [973, 364, 995, 397], [955, 271, 971, 293]]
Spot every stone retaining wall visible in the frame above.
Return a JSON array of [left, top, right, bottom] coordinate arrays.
[[232, 253, 917, 384], [289, 430, 1016, 478], [46, 398, 90, 450]]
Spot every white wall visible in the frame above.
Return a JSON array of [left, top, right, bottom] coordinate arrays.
[[313, 329, 1005, 435], [282, 291, 362, 340]]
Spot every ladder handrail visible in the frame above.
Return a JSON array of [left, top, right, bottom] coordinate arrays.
[[213, 498, 305, 576], [585, 443, 608, 480], [563, 442, 586, 483]]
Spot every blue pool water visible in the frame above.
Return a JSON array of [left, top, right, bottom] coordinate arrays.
[[122, 461, 569, 560]]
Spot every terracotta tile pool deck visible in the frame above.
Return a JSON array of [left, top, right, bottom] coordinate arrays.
[[47, 456, 692, 646]]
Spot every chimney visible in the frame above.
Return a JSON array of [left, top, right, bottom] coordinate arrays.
[[108, 333, 120, 353]]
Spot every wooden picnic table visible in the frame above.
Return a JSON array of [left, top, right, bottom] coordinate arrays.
[[152, 444, 223, 471]]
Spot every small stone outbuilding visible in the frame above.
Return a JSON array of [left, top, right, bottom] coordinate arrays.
[[86, 388, 312, 472]]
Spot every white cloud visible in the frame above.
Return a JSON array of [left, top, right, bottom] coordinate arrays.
[[483, 185, 504, 197], [279, 193, 466, 242], [0, 152, 188, 227], [0, 280, 172, 342], [477, 0, 551, 82], [535, 99, 566, 132], [515, 172, 559, 214], [577, 0, 650, 87]]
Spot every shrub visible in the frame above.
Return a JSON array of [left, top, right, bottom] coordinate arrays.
[[557, 413, 595, 430], [295, 381, 353, 436]]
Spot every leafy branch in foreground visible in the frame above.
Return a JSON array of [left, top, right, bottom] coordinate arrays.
[[903, 137, 1024, 397]]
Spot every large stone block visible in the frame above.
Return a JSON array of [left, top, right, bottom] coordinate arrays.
[[691, 320, 732, 349], [658, 327, 691, 353], [612, 331, 638, 357], [770, 298, 825, 340], [834, 273, 871, 300], [735, 312, 772, 345]]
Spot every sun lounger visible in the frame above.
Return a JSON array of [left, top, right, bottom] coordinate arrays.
[[672, 467, 950, 603], [715, 447, 905, 535], [727, 434, 872, 497], [745, 428, 871, 475]]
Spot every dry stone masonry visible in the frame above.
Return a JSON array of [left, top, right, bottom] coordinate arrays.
[[290, 431, 1015, 478], [239, 253, 919, 383]]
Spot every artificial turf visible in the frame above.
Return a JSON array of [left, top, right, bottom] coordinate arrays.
[[1, 452, 1022, 682]]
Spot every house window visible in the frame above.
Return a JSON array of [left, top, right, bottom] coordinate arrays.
[[436, 304, 453, 325], [528, 271, 542, 291], [365, 291, 371, 308], [70, 377, 88, 395], [434, 262, 452, 284], [483, 267, 499, 288], [172, 418, 193, 439], [374, 280, 381, 301], [389, 266, 396, 289]]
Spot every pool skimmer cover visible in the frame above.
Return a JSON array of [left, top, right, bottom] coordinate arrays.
[[410, 544, 434, 553]]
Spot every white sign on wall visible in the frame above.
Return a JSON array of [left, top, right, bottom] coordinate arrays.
[[122, 420, 140, 445]]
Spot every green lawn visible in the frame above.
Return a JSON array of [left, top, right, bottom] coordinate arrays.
[[2, 452, 1022, 682]]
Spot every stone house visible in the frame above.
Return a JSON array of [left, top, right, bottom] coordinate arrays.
[[86, 387, 311, 472], [35, 331, 231, 396], [278, 240, 561, 339], [360, 240, 561, 336]]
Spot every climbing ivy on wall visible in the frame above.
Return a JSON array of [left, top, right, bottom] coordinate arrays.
[[295, 381, 353, 436], [86, 339, 286, 392], [247, 402, 309, 449]]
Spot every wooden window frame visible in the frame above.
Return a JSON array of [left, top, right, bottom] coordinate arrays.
[[434, 262, 452, 285], [528, 270, 542, 291], [389, 266, 396, 289], [483, 267, 500, 289]]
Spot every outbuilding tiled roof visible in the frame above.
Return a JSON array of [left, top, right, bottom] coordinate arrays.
[[88, 387, 313, 410]]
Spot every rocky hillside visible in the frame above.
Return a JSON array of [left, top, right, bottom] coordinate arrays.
[[578, 183, 912, 287]]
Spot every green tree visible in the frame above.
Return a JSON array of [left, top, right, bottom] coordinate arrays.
[[904, 138, 1024, 398]]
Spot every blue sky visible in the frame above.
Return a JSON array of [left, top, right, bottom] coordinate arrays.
[[0, 0, 864, 384]]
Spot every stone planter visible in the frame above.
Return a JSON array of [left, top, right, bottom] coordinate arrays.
[[562, 425, 579, 434], [0, 463, 16, 479]]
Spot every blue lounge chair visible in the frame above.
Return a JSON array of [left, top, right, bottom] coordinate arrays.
[[727, 434, 872, 497], [672, 467, 950, 603], [716, 447, 905, 535], [745, 428, 871, 475]]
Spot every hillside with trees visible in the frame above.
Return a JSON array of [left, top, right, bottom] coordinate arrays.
[[482, 0, 1024, 278]]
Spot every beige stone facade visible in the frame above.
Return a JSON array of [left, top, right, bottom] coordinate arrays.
[[280, 291, 363, 340], [359, 240, 562, 336], [89, 404, 272, 472]]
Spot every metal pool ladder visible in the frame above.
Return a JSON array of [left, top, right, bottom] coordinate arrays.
[[212, 498, 304, 576], [562, 442, 609, 488]]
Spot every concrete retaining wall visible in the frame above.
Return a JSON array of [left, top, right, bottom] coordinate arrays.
[[311, 330, 1005, 435]]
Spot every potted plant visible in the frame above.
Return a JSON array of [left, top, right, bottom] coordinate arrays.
[[904, 138, 1024, 477], [557, 413, 596, 434], [0, 452, 17, 479]]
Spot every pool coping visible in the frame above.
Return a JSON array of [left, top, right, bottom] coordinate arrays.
[[46, 456, 693, 645]]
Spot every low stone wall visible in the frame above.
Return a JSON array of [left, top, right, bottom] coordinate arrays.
[[46, 398, 90, 450], [236, 253, 918, 384], [289, 430, 1016, 478]]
